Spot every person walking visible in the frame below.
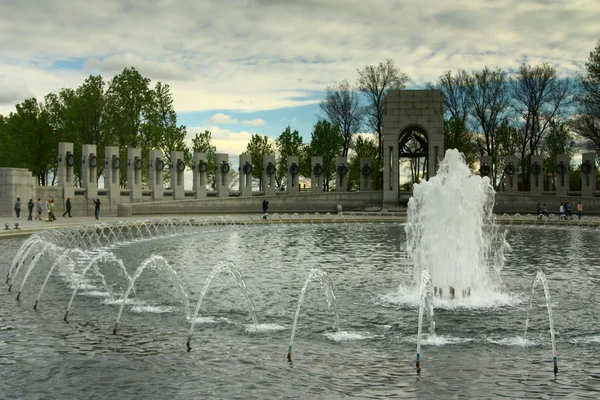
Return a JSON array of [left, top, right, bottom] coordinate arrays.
[[262, 199, 269, 220], [14, 197, 21, 219], [36, 198, 43, 220], [62, 197, 72, 217], [577, 201, 583, 220], [45, 197, 51, 221], [93, 198, 101, 220], [49, 199, 56, 222], [27, 199, 34, 220]]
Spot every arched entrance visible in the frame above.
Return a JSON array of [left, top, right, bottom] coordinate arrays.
[[382, 90, 445, 207], [398, 125, 429, 191]]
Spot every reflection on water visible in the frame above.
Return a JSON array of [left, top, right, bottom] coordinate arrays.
[[1, 224, 600, 399]]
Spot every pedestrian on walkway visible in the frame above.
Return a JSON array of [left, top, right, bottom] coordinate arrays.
[[14, 197, 21, 219], [62, 197, 72, 217], [93, 198, 101, 220], [577, 201, 583, 220], [36, 198, 43, 220], [27, 199, 34, 220]]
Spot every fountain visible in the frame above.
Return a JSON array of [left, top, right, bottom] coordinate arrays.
[[0, 152, 594, 398]]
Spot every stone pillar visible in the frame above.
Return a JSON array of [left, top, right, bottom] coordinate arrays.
[[335, 156, 349, 192], [170, 151, 185, 200], [262, 155, 276, 196], [382, 142, 398, 206], [581, 153, 596, 197], [57, 142, 75, 200], [238, 155, 253, 197], [530, 155, 544, 194], [148, 149, 164, 201], [503, 155, 518, 193], [104, 146, 120, 201], [192, 152, 207, 199], [215, 153, 230, 198], [287, 156, 300, 194], [479, 156, 493, 182], [311, 156, 324, 193], [0, 168, 37, 218], [127, 148, 142, 202], [360, 157, 373, 191], [81, 144, 98, 199], [555, 154, 570, 196]]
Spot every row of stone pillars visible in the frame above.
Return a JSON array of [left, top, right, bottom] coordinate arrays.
[[479, 153, 597, 196], [58, 143, 375, 202]]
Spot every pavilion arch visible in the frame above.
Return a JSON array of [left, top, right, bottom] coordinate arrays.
[[382, 90, 445, 207]]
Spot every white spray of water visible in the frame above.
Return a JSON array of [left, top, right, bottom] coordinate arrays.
[[405, 149, 506, 298]]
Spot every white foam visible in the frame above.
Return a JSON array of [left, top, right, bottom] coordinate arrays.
[[78, 290, 110, 297], [103, 297, 142, 305], [401, 334, 473, 346], [189, 316, 232, 324], [245, 323, 286, 333], [130, 305, 172, 313], [486, 336, 532, 347], [379, 287, 521, 310], [324, 330, 380, 341]]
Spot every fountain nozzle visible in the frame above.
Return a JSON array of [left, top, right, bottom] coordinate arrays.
[[16, 291, 20, 301], [63, 311, 69, 323], [416, 353, 421, 370], [287, 345, 293, 361], [8, 284, 12, 292], [186, 335, 192, 352], [33, 300, 38, 310], [113, 322, 118, 335], [554, 356, 558, 374]]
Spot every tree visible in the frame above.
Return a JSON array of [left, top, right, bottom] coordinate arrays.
[[348, 135, 378, 191], [2, 98, 57, 185], [427, 70, 471, 125], [570, 40, 600, 151], [305, 120, 343, 191], [541, 120, 577, 190], [242, 134, 275, 190], [465, 67, 510, 186], [511, 63, 574, 186], [190, 130, 217, 189], [103, 67, 152, 185], [275, 126, 303, 190], [142, 82, 188, 186], [319, 80, 363, 157], [357, 59, 409, 174], [443, 117, 477, 167]]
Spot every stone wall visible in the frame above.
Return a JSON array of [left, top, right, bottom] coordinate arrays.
[[118, 191, 384, 217]]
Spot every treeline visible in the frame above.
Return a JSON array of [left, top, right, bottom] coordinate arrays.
[[428, 40, 600, 190], [0, 67, 188, 186], [2, 39, 599, 192]]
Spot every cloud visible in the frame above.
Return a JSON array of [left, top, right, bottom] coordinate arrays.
[[0, 0, 598, 114], [280, 117, 297, 123], [85, 54, 191, 81], [0, 74, 34, 105], [186, 125, 254, 157], [206, 113, 239, 124], [242, 118, 266, 126]]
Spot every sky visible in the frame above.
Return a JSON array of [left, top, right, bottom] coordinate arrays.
[[1, 0, 599, 161]]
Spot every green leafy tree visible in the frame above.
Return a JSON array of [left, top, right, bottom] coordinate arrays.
[[190, 130, 217, 189], [141, 82, 188, 186], [356, 59, 409, 179], [2, 98, 57, 185], [444, 118, 477, 167], [242, 134, 275, 190], [305, 120, 343, 191], [348, 135, 378, 191], [103, 67, 152, 185], [275, 126, 303, 190], [541, 120, 577, 190]]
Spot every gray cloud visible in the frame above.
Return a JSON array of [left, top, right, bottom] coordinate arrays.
[[0, 0, 598, 112], [0, 74, 34, 104]]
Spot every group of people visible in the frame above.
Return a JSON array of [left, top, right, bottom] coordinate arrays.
[[12, 196, 100, 220], [537, 201, 583, 220]]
